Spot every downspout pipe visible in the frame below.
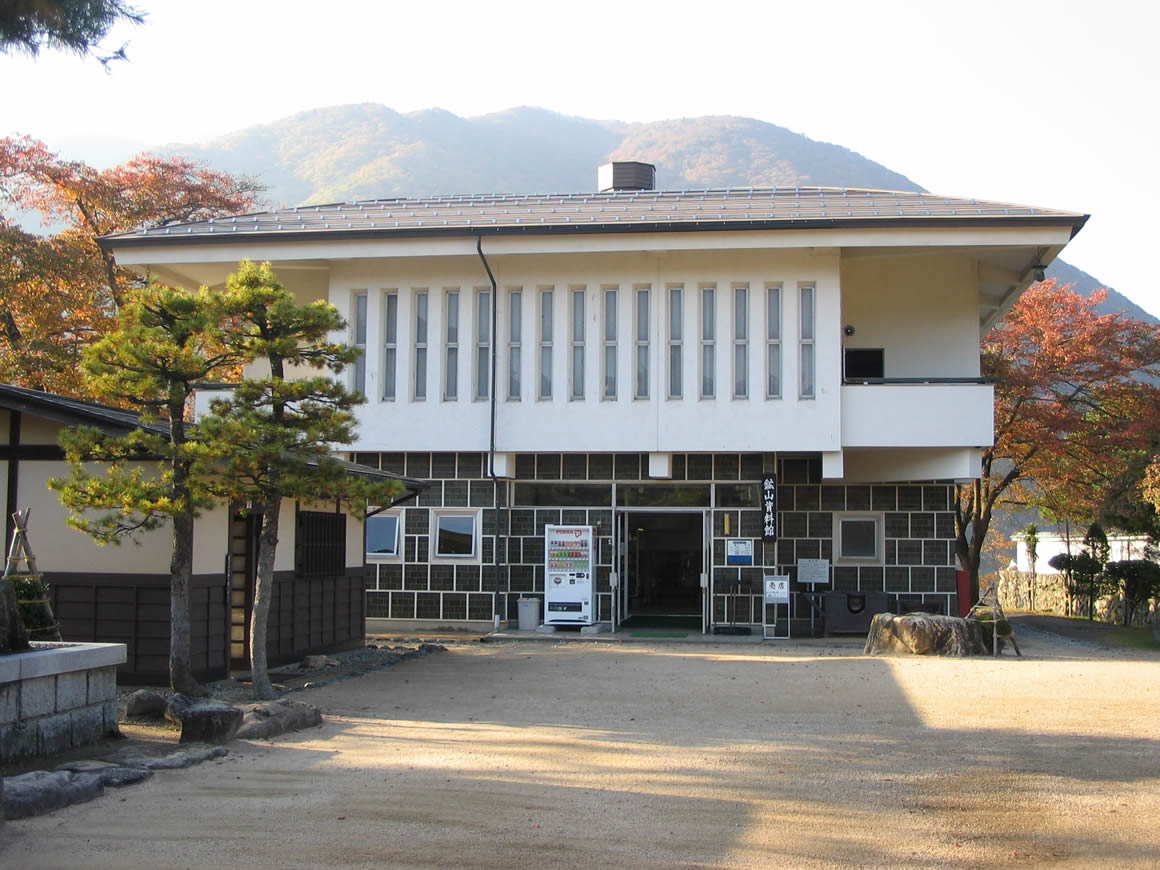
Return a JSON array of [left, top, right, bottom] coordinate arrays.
[[476, 236, 507, 625]]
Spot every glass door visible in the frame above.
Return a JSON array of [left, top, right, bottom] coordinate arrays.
[[701, 508, 712, 634], [612, 510, 630, 631]]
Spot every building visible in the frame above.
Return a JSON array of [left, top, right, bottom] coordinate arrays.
[[101, 163, 1088, 634], [1013, 530, 1153, 574], [0, 383, 425, 682]]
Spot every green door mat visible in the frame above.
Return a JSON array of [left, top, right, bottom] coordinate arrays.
[[629, 630, 688, 638]]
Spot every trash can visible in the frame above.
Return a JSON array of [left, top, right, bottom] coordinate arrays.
[[517, 597, 540, 631]]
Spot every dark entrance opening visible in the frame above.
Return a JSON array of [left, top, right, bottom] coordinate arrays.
[[621, 511, 702, 630]]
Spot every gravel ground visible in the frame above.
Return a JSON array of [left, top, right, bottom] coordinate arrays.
[[2, 629, 1158, 869]]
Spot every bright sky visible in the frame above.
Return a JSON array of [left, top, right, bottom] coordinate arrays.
[[3, 0, 1158, 317]]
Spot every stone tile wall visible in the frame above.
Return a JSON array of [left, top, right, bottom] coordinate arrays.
[[360, 452, 960, 625]]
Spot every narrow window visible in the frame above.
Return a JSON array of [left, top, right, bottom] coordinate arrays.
[[733, 286, 748, 399], [539, 289, 553, 400], [571, 288, 585, 400], [634, 287, 650, 399], [352, 292, 368, 394], [603, 288, 617, 400], [414, 291, 428, 400], [382, 292, 398, 400], [508, 289, 522, 400], [475, 289, 490, 400], [700, 286, 715, 398], [663, 287, 677, 401], [444, 290, 459, 401], [800, 285, 815, 399], [765, 285, 781, 399]]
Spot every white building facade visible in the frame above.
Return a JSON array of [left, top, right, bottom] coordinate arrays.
[[104, 165, 1087, 632]]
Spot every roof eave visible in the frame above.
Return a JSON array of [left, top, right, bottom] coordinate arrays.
[[99, 213, 1090, 251]]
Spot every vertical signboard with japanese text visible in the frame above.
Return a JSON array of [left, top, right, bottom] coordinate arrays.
[[762, 474, 777, 541]]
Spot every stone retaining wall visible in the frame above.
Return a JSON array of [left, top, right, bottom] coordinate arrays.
[[0, 643, 126, 764], [999, 569, 1159, 626]]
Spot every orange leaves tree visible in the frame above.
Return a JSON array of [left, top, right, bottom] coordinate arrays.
[[0, 135, 261, 396], [955, 280, 1160, 599]]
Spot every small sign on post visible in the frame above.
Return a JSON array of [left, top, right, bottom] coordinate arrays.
[[762, 573, 791, 639], [725, 538, 754, 566]]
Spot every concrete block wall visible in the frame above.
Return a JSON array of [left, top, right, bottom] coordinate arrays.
[[0, 663, 120, 764]]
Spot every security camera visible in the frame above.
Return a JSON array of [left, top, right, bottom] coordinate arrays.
[[843, 325, 855, 337], [1032, 264, 1047, 282]]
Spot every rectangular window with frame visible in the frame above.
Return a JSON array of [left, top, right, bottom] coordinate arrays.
[[539, 288, 553, 400], [700, 286, 716, 398], [508, 289, 522, 400], [765, 285, 781, 399], [603, 287, 617, 400], [733, 285, 748, 399], [296, 510, 346, 578], [352, 291, 368, 394], [475, 289, 490, 400], [382, 291, 398, 400], [444, 290, 459, 400], [668, 285, 683, 398], [800, 284, 815, 399], [366, 513, 400, 561], [570, 288, 585, 400], [432, 510, 480, 561], [634, 286, 650, 399], [414, 290, 428, 400], [834, 512, 883, 563]]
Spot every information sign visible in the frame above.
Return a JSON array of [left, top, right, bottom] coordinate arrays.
[[763, 575, 790, 603], [798, 558, 830, 586], [725, 538, 754, 565]]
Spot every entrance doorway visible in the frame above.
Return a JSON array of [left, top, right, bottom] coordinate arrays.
[[615, 511, 706, 631]]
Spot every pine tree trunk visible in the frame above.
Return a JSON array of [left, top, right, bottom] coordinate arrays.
[[169, 505, 207, 695], [248, 499, 282, 700]]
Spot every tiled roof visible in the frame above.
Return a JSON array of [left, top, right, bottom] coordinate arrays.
[[101, 186, 1088, 247], [0, 383, 426, 493]]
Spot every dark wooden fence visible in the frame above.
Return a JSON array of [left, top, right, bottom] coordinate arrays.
[[48, 568, 366, 685]]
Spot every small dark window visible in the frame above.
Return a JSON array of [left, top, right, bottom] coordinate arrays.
[[844, 348, 884, 380], [296, 510, 346, 578]]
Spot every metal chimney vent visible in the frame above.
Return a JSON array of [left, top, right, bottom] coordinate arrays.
[[598, 161, 656, 192]]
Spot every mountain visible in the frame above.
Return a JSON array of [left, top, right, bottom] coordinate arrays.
[[166, 104, 1151, 324]]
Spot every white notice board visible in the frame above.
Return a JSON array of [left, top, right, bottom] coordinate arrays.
[[798, 558, 830, 586], [764, 575, 790, 603]]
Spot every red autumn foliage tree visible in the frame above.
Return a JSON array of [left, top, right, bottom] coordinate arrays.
[[955, 280, 1160, 598], [0, 135, 261, 396]]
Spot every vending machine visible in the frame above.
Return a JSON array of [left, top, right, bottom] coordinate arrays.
[[544, 524, 596, 625]]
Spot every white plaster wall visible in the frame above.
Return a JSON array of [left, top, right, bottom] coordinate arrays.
[[19, 460, 172, 574], [1014, 533, 1153, 574], [192, 500, 230, 577], [19, 416, 69, 446], [841, 447, 982, 482], [337, 247, 843, 453], [840, 254, 980, 377], [841, 384, 994, 448]]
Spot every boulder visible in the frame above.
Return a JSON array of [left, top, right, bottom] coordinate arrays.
[[864, 612, 988, 657], [55, 759, 155, 788], [103, 744, 227, 770], [1, 770, 103, 820], [165, 694, 243, 744], [236, 699, 324, 740], [122, 688, 169, 719]]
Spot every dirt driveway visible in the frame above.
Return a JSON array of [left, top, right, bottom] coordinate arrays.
[[3, 631, 1159, 869]]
